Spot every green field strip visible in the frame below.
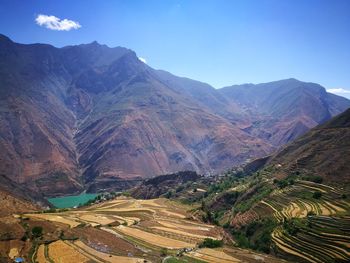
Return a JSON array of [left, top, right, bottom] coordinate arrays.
[[44, 244, 54, 263], [297, 181, 336, 191], [31, 243, 38, 263]]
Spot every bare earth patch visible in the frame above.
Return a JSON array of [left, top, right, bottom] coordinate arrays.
[[25, 214, 80, 228]]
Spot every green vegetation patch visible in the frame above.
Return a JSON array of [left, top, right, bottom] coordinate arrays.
[[164, 257, 188, 263], [232, 218, 277, 253], [198, 238, 223, 248], [234, 183, 273, 214]]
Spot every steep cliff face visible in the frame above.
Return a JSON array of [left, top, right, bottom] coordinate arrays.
[[0, 35, 82, 195], [0, 35, 349, 195]]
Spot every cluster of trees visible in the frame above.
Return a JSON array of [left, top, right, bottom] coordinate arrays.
[[231, 218, 276, 253], [302, 175, 323, 184], [282, 218, 309, 236], [199, 238, 223, 248], [273, 178, 295, 188], [21, 225, 43, 241], [234, 183, 273, 214]]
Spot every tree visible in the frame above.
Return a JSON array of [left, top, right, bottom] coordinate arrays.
[[313, 191, 322, 199], [160, 248, 168, 256], [31, 226, 43, 238]]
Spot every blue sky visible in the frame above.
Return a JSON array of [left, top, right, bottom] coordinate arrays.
[[0, 0, 350, 98]]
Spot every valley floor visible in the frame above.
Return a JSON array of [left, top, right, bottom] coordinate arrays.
[[1, 197, 285, 263]]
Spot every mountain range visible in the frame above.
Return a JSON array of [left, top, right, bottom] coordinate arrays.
[[0, 34, 349, 196]]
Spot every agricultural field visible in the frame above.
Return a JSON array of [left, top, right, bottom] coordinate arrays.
[[229, 177, 350, 263], [0, 197, 285, 262]]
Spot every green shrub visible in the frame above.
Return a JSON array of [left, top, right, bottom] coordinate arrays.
[[175, 186, 184, 193], [160, 248, 168, 256], [164, 191, 173, 199], [31, 226, 43, 238], [223, 222, 230, 229], [283, 220, 299, 235], [313, 191, 322, 199], [199, 238, 223, 248], [303, 175, 323, 184], [274, 178, 294, 188], [234, 232, 249, 248], [307, 211, 316, 216]]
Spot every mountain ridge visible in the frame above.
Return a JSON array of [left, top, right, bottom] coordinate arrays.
[[0, 34, 349, 196]]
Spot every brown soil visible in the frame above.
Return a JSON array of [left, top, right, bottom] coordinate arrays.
[[71, 226, 142, 256]]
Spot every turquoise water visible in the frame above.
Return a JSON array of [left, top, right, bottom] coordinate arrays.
[[47, 193, 98, 208]]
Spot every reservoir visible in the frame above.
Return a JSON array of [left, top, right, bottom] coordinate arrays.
[[47, 193, 98, 208]]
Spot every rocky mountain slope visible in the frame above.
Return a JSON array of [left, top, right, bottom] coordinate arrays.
[[0, 34, 349, 195], [220, 79, 350, 146], [131, 171, 202, 199], [267, 107, 350, 183], [0, 175, 47, 216]]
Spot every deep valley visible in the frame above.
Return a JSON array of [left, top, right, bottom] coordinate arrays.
[[0, 35, 350, 263]]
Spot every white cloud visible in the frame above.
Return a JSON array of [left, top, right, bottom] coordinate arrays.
[[327, 88, 350, 94], [138, 57, 147, 64], [35, 14, 81, 31]]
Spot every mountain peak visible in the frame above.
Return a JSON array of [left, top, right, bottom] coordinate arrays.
[[88, 40, 102, 46]]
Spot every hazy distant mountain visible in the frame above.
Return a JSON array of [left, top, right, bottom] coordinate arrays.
[[0, 34, 349, 195], [220, 79, 350, 146]]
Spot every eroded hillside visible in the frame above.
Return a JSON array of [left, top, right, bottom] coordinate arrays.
[[0, 34, 349, 195]]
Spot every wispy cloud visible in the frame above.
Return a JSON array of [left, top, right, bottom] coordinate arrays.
[[35, 14, 81, 31], [327, 88, 350, 94], [138, 57, 147, 64]]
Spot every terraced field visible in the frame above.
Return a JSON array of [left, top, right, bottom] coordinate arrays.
[[22, 197, 283, 263], [250, 180, 350, 262], [257, 181, 348, 222], [33, 240, 144, 263], [272, 217, 350, 263]]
